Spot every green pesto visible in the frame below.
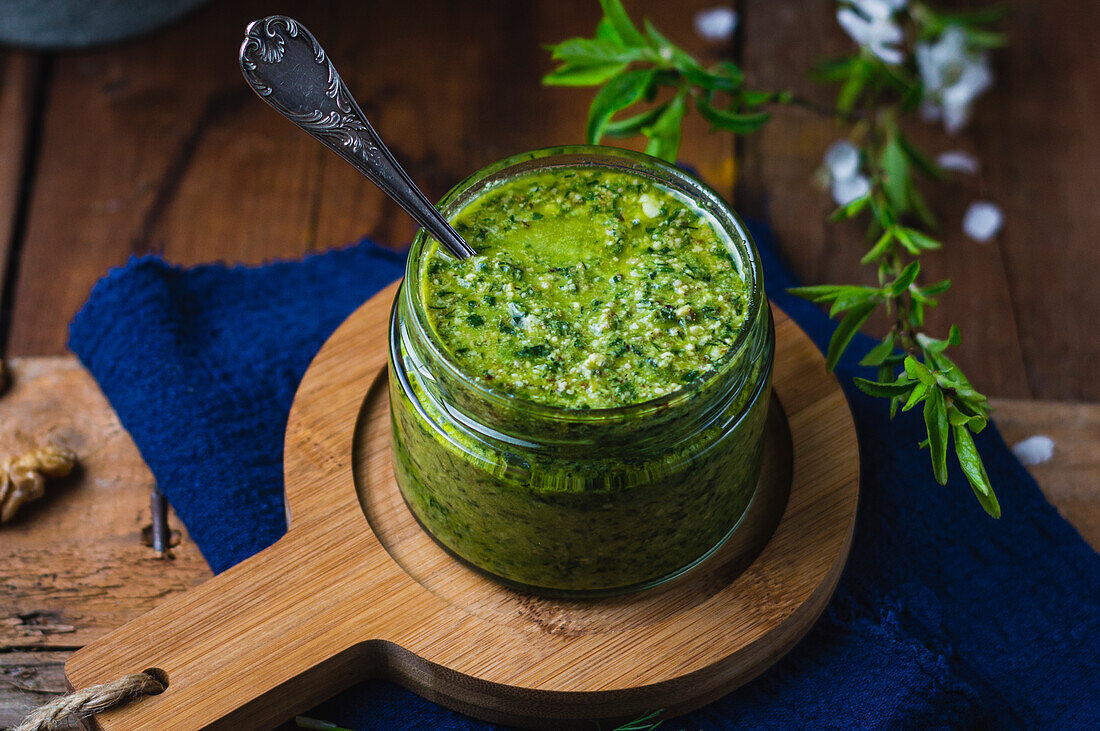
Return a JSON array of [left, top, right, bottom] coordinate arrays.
[[390, 157, 774, 594], [421, 168, 751, 409]]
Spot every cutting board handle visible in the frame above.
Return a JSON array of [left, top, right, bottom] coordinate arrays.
[[64, 524, 442, 730]]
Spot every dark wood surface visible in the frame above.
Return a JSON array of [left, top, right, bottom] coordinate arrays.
[[1, 0, 1097, 400]]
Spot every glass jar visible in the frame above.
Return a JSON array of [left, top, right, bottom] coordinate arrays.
[[388, 145, 774, 596]]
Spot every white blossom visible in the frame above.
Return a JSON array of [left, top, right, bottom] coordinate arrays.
[[825, 139, 861, 180], [823, 140, 871, 206], [837, 0, 907, 65], [694, 7, 738, 42], [936, 150, 980, 175], [917, 26, 993, 133], [1012, 435, 1055, 466], [962, 201, 1004, 242]]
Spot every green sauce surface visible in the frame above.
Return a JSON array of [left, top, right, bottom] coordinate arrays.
[[422, 168, 750, 409]]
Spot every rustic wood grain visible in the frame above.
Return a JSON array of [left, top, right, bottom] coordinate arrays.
[[734, 0, 1033, 398], [0, 51, 41, 347], [976, 0, 1100, 400], [0, 357, 211, 654], [60, 287, 858, 730], [989, 398, 1100, 548], [0, 652, 81, 731], [5, 0, 730, 357], [0, 359, 1095, 729]]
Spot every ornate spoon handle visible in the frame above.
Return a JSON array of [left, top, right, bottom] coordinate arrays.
[[240, 15, 476, 259]]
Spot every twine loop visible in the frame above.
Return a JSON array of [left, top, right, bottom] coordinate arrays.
[[13, 670, 166, 731]]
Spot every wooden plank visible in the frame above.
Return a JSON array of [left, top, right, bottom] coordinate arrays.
[[0, 357, 1096, 729], [735, 0, 1032, 397], [0, 652, 80, 731], [0, 357, 211, 654], [7, 0, 731, 356], [0, 51, 40, 345], [989, 397, 1100, 547], [977, 0, 1100, 400]]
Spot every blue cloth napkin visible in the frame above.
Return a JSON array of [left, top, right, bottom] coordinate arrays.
[[70, 224, 1099, 729]]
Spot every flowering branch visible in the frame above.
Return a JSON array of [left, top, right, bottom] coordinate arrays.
[[542, 0, 1007, 516]]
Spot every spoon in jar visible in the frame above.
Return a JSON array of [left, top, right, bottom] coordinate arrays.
[[239, 15, 476, 259]]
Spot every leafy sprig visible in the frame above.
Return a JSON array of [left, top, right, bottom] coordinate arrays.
[[543, 0, 1005, 517], [544, 0, 779, 159]]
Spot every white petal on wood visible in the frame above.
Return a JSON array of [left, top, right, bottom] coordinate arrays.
[[963, 201, 1004, 242], [1012, 435, 1055, 465]]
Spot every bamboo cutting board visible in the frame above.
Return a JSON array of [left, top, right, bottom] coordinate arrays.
[[64, 281, 859, 730]]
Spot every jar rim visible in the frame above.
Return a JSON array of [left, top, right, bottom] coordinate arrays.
[[401, 144, 765, 423]]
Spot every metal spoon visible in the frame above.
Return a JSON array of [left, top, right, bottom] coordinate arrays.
[[239, 15, 476, 259]]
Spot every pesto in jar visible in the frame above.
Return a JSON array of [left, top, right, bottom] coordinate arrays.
[[390, 150, 774, 595], [422, 169, 751, 409]]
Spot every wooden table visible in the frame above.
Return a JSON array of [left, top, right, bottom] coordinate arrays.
[[1, 1, 1097, 727]]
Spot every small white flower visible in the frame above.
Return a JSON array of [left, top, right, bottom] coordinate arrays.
[[825, 140, 862, 180], [832, 174, 872, 206], [917, 26, 993, 133], [694, 6, 738, 42], [823, 139, 870, 206], [936, 150, 980, 175], [962, 201, 1004, 242], [1012, 435, 1055, 466], [837, 0, 907, 65]]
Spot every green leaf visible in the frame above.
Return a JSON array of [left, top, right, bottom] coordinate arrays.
[[902, 381, 928, 411], [694, 97, 771, 133], [551, 38, 648, 65], [901, 226, 941, 250], [879, 133, 911, 214], [837, 58, 870, 113], [604, 102, 668, 137], [953, 424, 1001, 518], [543, 61, 629, 87], [741, 89, 778, 106], [911, 299, 925, 327], [964, 28, 1009, 48], [830, 194, 871, 223], [904, 356, 936, 386], [860, 332, 897, 366], [826, 300, 877, 371], [641, 92, 686, 162], [853, 376, 912, 398], [786, 284, 848, 302], [893, 227, 921, 255], [861, 228, 895, 263], [813, 56, 858, 82], [828, 286, 883, 317], [586, 68, 656, 144], [611, 709, 667, 731], [869, 192, 896, 229], [920, 279, 952, 296], [715, 61, 747, 88], [598, 0, 648, 47], [889, 261, 921, 296], [643, 19, 719, 91], [595, 17, 623, 43], [935, 6, 1009, 26], [924, 386, 950, 484]]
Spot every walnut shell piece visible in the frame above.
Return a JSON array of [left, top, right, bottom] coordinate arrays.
[[0, 446, 78, 523]]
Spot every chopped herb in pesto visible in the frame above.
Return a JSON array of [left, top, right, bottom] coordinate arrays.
[[422, 168, 750, 409]]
